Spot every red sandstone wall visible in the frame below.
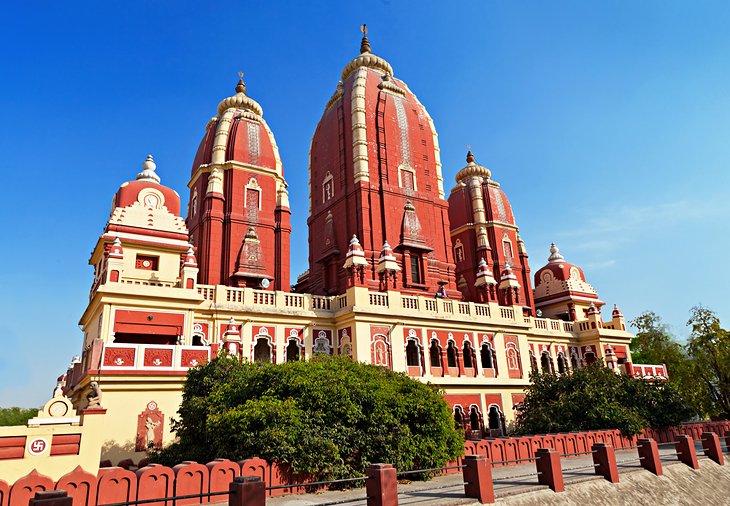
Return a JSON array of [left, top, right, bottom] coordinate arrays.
[[5, 421, 728, 505]]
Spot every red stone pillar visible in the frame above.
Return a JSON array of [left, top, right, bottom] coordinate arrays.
[[535, 448, 564, 492], [274, 205, 291, 292], [200, 192, 225, 285], [463, 455, 495, 504], [674, 435, 699, 469], [229, 476, 265, 506], [592, 443, 619, 483], [29, 492, 72, 506], [365, 463, 398, 506], [701, 432, 725, 465], [637, 438, 662, 476]]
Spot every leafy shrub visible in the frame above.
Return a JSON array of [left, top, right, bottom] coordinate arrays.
[[514, 363, 692, 436], [152, 355, 463, 479]]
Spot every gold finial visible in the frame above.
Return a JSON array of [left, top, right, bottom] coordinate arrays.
[[360, 23, 371, 54], [466, 146, 475, 164], [235, 70, 246, 94]]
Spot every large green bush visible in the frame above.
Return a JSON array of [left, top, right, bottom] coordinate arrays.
[[152, 356, 463, 479], [513, 364, 692, 436]]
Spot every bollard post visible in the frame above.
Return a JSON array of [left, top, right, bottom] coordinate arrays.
[[229, 476, 265, 506], [674, 435, 699, 470], [463, 455, 495, 504], [701, 432, 725, 465], [29, 492, 72, 506], [365, 463, 398, 506], [591, 443, 619, 483], [637, 438, 663, 476], [535, 448, 564, 493]]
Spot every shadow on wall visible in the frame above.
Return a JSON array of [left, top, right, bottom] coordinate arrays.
[[101, 440, 141, 466]]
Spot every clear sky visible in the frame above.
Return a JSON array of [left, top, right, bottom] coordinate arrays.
[[1, 1, 728, 407]]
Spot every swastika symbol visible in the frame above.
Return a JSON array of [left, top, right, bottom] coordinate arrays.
[[29, 438, 47, 455]]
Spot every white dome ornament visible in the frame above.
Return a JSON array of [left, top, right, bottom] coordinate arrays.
[[136, 154, 161, 183], [548, 242, 564, 263]]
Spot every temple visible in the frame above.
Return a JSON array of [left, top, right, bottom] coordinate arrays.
[[58, 28, 668, 464]]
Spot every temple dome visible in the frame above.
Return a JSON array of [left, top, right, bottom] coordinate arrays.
[[455, 150, 491, 182], [533, 243, 599, 301], [191, 75, 282, 177], [113, 155, 181, 217]]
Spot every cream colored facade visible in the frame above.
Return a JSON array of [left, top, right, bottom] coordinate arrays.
[[66, 272, 648, 464]]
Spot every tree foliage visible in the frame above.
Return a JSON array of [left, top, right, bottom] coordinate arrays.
[[631, 306, 730, 419], [513, 364, 691, 436], [687, 306, 730, 418], [152, 355, 463, 479], [0, 407, 37, 426]]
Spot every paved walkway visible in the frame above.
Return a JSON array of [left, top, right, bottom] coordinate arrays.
[[263, 442, 722, 506]]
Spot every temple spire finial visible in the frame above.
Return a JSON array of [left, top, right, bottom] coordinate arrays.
[[235, 71, 246, 94], [466, 145, 475, 164], [360, 24, 371, 54]]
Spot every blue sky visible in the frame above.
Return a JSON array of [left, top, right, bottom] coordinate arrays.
[[1, 1, 728, 407]]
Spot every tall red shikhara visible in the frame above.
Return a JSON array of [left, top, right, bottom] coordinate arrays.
[[187, 76, 291, 291], [448, 151, 535, 313], [297, 29, 457, 296]]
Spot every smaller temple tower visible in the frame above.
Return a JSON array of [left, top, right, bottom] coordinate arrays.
[[448, 151, 534, 311], [187, 75, 291, 291]]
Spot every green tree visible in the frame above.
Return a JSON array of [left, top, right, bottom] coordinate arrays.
[[687, 306, 730, 418], [152, 355, 463, 480], [513, 364, 691, 436], [0, 407, 37, 426], [630, 311, 706, 417]]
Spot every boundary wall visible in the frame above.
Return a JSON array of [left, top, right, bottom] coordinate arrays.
[[1, 421, 727, 506]]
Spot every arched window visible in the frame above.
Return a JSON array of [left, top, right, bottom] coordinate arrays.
[[584, 351, 597, 365], [571, 353, 579, 370], [469, 406, 482, 432], [192, 334, 207, 346], [406, 338, 421, 367], [253, 337, 272, 363], [540, 351, 552, 373], [481, 342, 495, 369], [429, 340, 441, 367], [557, 353, 567, 374], [488, 405, 502, 431], [530, 351, 538, 372], [447, 341, 458, 368], [454, 406, 465, 430], [286, 339, 300, 362], [463, 341, 473, 368]]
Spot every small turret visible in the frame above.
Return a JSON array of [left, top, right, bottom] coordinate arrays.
[[180, 245, 199, 290], [498, 263, 521, 305], [221, 318, 241, 358]]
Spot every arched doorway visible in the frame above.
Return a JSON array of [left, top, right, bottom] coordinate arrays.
[[447, 341, 458, 368], [429, 340, 441, 368], [571, 353, 579, 370], [540, 351, 552, 373], [469, 406, 482, 433], [253, 336, 272, 363], [286, 339, 300, 362], [463, 341, 474, 369], [487, 405, 504, 436], [557, 353, 567, 374], [481, 343, 494, 369], [406, 338, 421, 367], [454, 406, 465, 430]]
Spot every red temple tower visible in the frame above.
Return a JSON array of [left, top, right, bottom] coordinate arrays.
[[187, 75, 291, 290], [448, 151, 535, 312], [297, 27, 457, 296]]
